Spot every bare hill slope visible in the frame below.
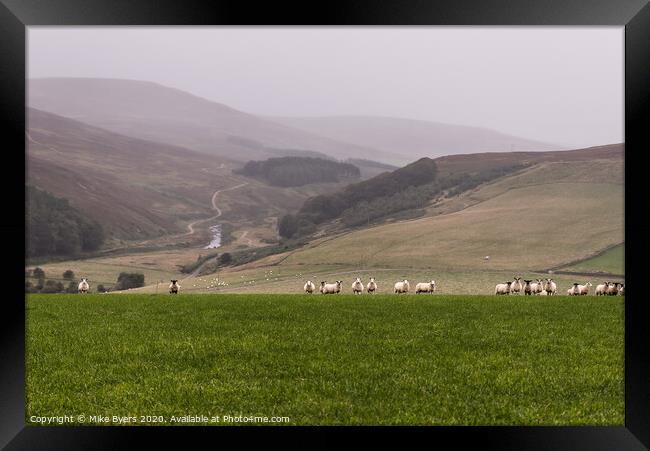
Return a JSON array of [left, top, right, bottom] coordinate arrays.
[[29, 78, 402, 164], [269, 115, 562, 162], [279, 147, 623, 272]]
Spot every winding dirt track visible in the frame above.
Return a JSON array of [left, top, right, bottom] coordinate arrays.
[[177, 182, 249, 280], [183, 182, 248, 236]]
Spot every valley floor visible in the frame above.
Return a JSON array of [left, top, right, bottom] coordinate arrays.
[[26, 294, 623, 426]]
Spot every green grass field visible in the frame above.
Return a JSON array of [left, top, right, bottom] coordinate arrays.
[[26, 293, 623, 425]]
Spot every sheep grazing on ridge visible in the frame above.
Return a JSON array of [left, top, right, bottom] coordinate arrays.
[[495, 281, 512, 295], [530, 278, 544, 295], [304, 280, 316, 294], [169, 279, 180, 294], [321, 281, 341, 295], [351, 277, 364, 294], [78, 278, 89, 294], [595, 282, 609, 296], [606, 282, 620, 296], [510, 277, 523, 295], [567, 283, 580, 296], [415, 280, 436, 294], [544, 279, 557, 295], [577, 282, 593, 296], [394, 279, 410, 294], [523, 280, 533, 295], [367, 277, 377, 294]]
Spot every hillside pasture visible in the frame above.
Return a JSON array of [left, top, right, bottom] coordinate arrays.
[[559, 244, 624, 276], [26, 293, 623, 426], [281, 182, 623, 271], [133, 263, 620, 296]]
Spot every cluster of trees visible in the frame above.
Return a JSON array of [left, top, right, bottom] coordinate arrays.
[[26, 186, 105, 258], [444, 163, 528, 197], [113, 272, 145, 291], [234, 156, 360, 187], [298, 157, 438, 223], [340, 184, 439, 227], [279, 159, 529, 238], [25, 268, 143, 293], [279, 158, 439, 238], [26, 268, 78, 293], [180, 252, 233, 274]]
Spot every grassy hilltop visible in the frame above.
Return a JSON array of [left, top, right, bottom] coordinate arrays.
[[26, 293, 623, 426]]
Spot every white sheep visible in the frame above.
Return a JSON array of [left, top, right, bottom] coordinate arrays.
[[618, 284, 625, 295], [495, 281, 512, 295], [394, 279, 410, 294], [606, 282, 620, 296], [530, 278, 544, 295], [567, 283, 580, 296], [169, 279, 180, 294], [366, 277, 377, 294], [78, 278, 89, 294], [544, 279, 557, 295], [321, 281, 341, 295], [595, 282, 609, 296], [577, 282, 593, 295], [415, 280, 436, 294], [351, 277, 364, 294], [510, 277, 523, 295], [523, 279, 533, 295], [304, 280, 316, 294]]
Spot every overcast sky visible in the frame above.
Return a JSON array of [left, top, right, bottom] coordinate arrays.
[[28, 27, 623, 148]]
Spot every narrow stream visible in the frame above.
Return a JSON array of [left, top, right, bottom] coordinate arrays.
[[204, 224, 222, 249]]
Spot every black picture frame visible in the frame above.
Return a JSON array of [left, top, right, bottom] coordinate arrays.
[[2, 0, 649, 448]]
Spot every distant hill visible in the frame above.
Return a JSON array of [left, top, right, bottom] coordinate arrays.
[[279, 144, 624, 272], [278, 143, 623, 239], [29, 78, 403, 164], [431, 143, 623, 177], [234, 156, 361, 187], [269, 115, 561, 162], [27, 108, 361, 247], [27, 108, 235, 240], [344, 158, 398, 179]]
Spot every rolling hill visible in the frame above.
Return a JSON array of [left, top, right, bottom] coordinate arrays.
[[28, 78, 403, 164], [27, 107, 239, 241], [269, 115, 561, 162], [278, 148, 623, 272], [27, 108, 366, 249]]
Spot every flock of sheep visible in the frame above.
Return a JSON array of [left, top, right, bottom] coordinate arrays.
[[75, 276, 625, 296], [495, 277, 625, 296], [304, 278, 437, 294], [305, 276, 625, 296]]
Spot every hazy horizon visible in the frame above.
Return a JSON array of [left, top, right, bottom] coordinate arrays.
[[28, 27, 623, 149]]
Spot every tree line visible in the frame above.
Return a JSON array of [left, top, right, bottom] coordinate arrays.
[[279, 160, 528, 238], [26, 268, 145, 293], [279, 158, 439, 238], [234, 156, 361, 187], [26, 186, 105, 258]]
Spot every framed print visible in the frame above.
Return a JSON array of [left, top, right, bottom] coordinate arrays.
[[2, 0, 649, 448]]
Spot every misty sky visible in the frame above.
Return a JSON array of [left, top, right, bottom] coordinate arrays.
[[28, 27, 623, 148]]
